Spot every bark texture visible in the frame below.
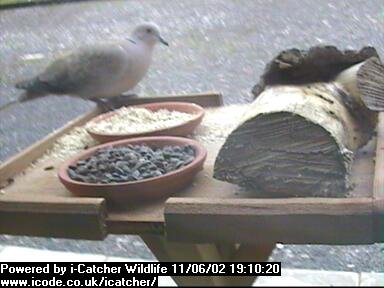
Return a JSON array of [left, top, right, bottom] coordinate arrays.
[[214, 46, 383, 197]]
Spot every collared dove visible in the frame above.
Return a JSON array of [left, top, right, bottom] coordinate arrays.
[[10, 22, 168, 110]]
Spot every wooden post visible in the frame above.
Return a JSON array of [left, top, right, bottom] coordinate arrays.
[[230, 244, 275, 287], [141, 235, 232, 286], [141, 235, 275, 287]]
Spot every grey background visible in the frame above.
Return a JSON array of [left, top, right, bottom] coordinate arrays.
[[0, 0, 383, 272]]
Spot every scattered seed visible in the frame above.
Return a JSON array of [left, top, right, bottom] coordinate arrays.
[[30, 105, 244, 168]]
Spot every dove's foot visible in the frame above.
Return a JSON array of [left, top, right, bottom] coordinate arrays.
[[89, 98, 116, 112], [90, 94, 140, 111], [107, 94, 139, 110], [121, 92, 139, 98]]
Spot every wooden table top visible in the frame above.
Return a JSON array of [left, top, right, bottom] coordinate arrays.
[[1, 92, 383, 245]]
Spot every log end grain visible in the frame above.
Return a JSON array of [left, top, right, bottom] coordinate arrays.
[[357, 57, 384, 111], [214, 112, 352, 197]]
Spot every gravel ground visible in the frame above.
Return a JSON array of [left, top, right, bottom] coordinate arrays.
[[1, 0, 384, 272]]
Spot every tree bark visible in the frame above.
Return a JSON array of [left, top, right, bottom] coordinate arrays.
[[252, 46, 379, 98], [214, 46, 383, 197]]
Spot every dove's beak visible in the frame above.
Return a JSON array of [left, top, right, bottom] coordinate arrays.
[[159, 36, 169, 46]]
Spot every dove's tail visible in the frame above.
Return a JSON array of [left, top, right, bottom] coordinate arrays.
[[15, 77, 48, 93], [0, 99, 19, 112], [0, 79, 50, 112], [15, 78, 49, 102]]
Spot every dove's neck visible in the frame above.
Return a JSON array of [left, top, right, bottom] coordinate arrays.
[[121, 38, 154, 62], [127, 36, 156, 51]]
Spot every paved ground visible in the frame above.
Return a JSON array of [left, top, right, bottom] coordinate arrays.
[[1, 0, 384, 272]]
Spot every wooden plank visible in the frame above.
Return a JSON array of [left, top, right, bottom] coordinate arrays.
[[0, 195, 107, 240], [373, 199, 384, 242], [106, 207, 164, 235], [372, 113, 384, 241], [0, 108, 100, 185], [164, 197, 376, 244], [373, 112, 384, 199], [109, 91, 224, 108]]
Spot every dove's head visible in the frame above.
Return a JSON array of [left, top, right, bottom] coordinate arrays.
[[132, 23, 168, 47]]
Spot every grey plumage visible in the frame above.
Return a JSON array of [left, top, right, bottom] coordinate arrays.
[[17, 46, 129, 98], [13, 22, 168, 105], [15, 78, 49, 93]]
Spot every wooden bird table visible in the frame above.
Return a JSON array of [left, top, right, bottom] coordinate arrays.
[[1, 92, 384, 287]]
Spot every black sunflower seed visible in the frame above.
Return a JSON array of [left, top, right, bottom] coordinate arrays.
[[67, 144, 196, 184]]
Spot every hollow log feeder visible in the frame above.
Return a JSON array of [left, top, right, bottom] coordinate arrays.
[[214, 46, 384, 197]]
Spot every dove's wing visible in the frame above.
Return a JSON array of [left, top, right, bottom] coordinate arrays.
[[37, 44, 129, 97]]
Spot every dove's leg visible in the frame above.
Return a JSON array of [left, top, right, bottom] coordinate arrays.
[[121, 90, 139, 98], [106, 93, 139, 110], [89, 92, 139, 111], [89, 97, 116, 112]]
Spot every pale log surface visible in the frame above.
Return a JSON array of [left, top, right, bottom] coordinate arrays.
[[215, 46, 383, 197], [214, 84, 357, 197]]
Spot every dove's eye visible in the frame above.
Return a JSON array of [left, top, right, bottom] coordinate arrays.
[[146, 28, 152, 33]]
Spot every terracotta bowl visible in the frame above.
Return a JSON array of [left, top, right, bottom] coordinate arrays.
[[58, 136, 207, 203], [86, 102, 205, 143]]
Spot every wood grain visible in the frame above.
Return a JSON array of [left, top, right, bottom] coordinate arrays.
[[214, 82, 377, 198], [111, 91, 224, 108], [164, 197, 377, 244], [373, 115, 384, 243], [373, 113, 384, 199], [0, 194, 106, 240]]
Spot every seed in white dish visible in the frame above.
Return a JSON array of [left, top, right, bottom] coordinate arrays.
[[86, 107, 195, 134]]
